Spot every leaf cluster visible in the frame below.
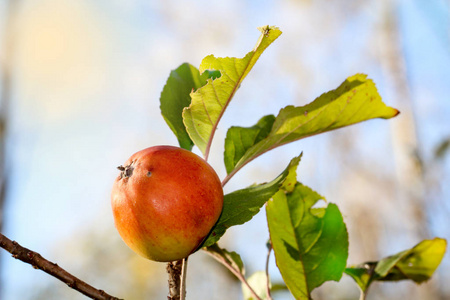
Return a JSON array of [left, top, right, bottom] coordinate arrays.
[[159, 26, 445, 300]]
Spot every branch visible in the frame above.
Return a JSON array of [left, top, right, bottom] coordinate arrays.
[[0, 233, 122, 300], [167, 259, 184, 300]]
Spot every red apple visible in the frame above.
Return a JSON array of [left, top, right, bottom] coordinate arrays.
[[111, 145, 223, 262]]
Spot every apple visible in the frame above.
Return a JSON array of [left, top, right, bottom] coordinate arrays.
[[111, 145, 223, 262]]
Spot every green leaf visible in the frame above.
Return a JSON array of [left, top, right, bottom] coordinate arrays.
[[201, 154, 301, 248], [344, 266, 374, 293], [160, 63, 220, 150], [242, 271, 270, 300], [224, 115, 276, 174], [183, 26, 282, 157], [266, 183, 349, 300], [204, 244, 245, 275], [345, 238, 447, 295], [227, 74, 400, 176]]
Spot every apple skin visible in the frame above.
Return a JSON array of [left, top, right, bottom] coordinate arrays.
[[111, 145, 223, 262]]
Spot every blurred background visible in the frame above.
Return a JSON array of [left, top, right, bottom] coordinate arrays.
[[0, 0, 449, 299]]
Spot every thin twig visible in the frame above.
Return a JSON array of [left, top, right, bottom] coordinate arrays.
[[265, 242, 273, 300], [205, 250, 262, 300], [180, 257, 188, 300], [0, 233, 122, 300]]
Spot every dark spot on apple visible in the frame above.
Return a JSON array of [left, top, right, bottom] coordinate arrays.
[[146, 171, 152, 177]]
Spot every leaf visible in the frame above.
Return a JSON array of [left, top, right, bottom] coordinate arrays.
[[224, 115, 276, 174], [160, 63, 220, 150], [183, 26, 282, 157], [345, 238, 447, 294], [242, 271, 270, 300], [344, 266, 374, 293], [200, 154, 302, 248], [204, 244, 245, 275], [226, 74, 400, 175], [266, 183, 349, 300]]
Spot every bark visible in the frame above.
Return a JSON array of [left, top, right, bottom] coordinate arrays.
[[167, 260, 183, 300], [0, 233, 122, 300]]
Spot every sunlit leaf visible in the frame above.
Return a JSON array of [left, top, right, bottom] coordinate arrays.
[[345, 238, 447, 295], [227, 74, 399, 175], [160, 63, 219, 150], [201, 154, 301, 248], [266, 183, 349, 299], [183, 26, 282, 157]]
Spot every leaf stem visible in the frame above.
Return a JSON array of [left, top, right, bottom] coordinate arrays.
[[359, 291, 366, 300], [205, 251, 262, 300], [221, 169, 237, 187], [265, 242, 273, 300], [221, 145, 278, 187]]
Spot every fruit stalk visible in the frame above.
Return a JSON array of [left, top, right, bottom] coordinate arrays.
[[180, 258, 188, 300]]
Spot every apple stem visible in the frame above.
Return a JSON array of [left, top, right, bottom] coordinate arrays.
[[180, 257, 188, 300]]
